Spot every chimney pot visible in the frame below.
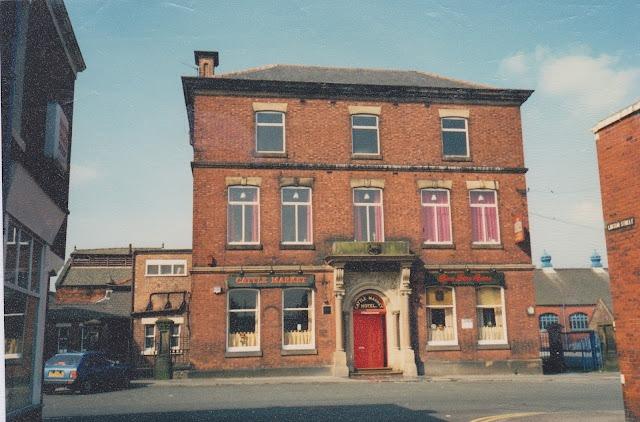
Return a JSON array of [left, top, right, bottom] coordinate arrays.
[[194, 51, 219, 77]]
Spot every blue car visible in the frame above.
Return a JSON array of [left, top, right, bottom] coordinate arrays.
[[43, 351, 131, 394]]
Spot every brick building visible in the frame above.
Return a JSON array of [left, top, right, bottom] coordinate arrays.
[[1, 1, 85, 419], [593, 100, 640, 421], [181, 51, 541, 377], [131, 249, 192, 374]]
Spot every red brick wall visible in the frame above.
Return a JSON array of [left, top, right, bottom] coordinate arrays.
[[596, 109, 640, 420], [55, 287, 107, 303], [534, 305, 596, 330], [133, 252, 192, 312]]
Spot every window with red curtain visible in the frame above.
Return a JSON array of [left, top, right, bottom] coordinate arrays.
[[421, 189, 452, 244], [353, 188, 384, 241], [469, 190, 500, 244], [227, 186, 260, 244]]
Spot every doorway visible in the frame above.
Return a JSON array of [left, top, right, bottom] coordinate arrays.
[[352, 293, 386, 369]]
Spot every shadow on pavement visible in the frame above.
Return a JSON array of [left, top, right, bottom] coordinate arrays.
[[44, 404, 445, 421]]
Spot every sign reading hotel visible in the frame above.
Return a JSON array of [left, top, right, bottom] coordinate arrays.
[[227, 274, 315, 289], [425, 271, 505, 287], [607, 217, 635, 232]]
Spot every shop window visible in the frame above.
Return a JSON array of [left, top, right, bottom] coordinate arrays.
[[441, 117, 469, 158], [227, 290, 259, 351], [421, 189, 452, 244], [256, 111, 285, 153], [282, 288, 314, 349], [569, 313, 589, 331], [539, 313, 559, 331], [470, 190, 500, 244], [145, 259, 187, 276], [476, 287, 507, 344], [57, 325, 70, 353], [144, 325, 155, 352], [351, 114, 380, 155], [353, 188, 384, 242], [227, 186, 260, 245], [4, 289, 27, 358], [426, 287, 457, 345], [281, 187, 312, 244]]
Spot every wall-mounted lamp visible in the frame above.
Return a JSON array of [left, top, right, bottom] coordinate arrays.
[[526, 306, 535, 316], [213, 286, 223, 295]]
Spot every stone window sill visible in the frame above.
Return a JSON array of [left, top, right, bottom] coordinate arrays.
[[422, 243, 455, 249], [477, 343, 510, 350], [280, 243, 315, 250], [226, 244, 263, 251], [225, 350, 263, 358], [443, 156, 472, 162], [426, 344, 461, 352], [471, 243, 503, 250], [281, 348, 318, 356], [351, 154, 383, 160], [253, 152, 288, 158]]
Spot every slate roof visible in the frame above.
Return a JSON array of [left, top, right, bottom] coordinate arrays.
[[71, 247, 162, 256], [215, 64, 492, 89], [56, 266, 132, 287], [534, 268, 612, 310], [48, 291, 131, 321]]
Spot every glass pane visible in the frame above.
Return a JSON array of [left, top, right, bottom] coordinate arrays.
[[17, 231, 31, 289], [354, 189, 380, 204], [282, 205, 295, 242], [256, 112, 283, 124], [160, 265, 172, 275], [4, 237, 17, 285], [477, 288, 501, 306], [368, 206, 378, 241], [283, 310, 309, 332], [229, 186, 257, 202], [352, 115, 377, 127], [284, 289, 310, 309], [229, 312, 256, 333], [45, 354, 82, 366], [352, 128, 378, 154], [442, 131, 468, 156], [470, 190, 495, 204], [426, 288, 453, 306], [145, 325, 154, 336], [257, 126, 284, 152], [297, 205, 309, 242], [229, 290, 257, 310], [227, 204, 243, 242], [481, 308, 497, 327], [354, 206, 368, 241], [422, 190, 448, 205], [147, 265, 159, 275], [442, 118, 466, 129], [244, 204, 257, 242], [30, 241, 42, 293], [282, 187, 309, 203], [174, 264, 185, 275], [422, 206, 436, 242]]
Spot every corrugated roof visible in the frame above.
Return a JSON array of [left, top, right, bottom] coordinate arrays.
[[57, 267, 132, 287], [48, 291, 131, 320], [215, 64, 493, 89], [534, 268, 612, 309]]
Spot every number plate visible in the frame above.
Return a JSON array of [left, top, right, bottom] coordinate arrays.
[[48, 370, 64, 378]]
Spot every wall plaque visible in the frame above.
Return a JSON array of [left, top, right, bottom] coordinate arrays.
[[425, 271, 505, 287], [227, 274, 315, 289], [607, 217, 635, 232]]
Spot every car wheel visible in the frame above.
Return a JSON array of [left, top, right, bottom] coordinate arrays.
[[80, 379, 94, 394]]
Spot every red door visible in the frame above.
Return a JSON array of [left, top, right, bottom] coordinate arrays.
[[353, 311, 386, 369]]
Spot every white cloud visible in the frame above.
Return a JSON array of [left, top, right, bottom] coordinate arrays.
[[499, 52, 528, 75], [570, 199, 603, 227], [70, 164, 99, 187]]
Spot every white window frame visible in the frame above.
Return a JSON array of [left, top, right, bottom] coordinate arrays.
[[56, 324, 71, 353], [4, 221, 44, 296], [140, 317, 184, 355], [80, 325, 99, 352], [281, 187, 313, 245], [226, 289, 260, 352], [539, 313, 559, 331], [255, 111, 285, 153], [469, 189, 501, 245], [421, 188, 453, 245], [4, 308, 26, 359], [426, 287, 458, 346], [353, 188, 385, 242], [441, 117, 469, 158], [143, 324, 156, 354], [569, 313, 589, 331], [282, 288, 315, 350], [476, 287, 508, 345], [170, 324, 181, 351], [227, 186, 260, 245], [145, 259, 188, 277], [351, 114, 380, 155]]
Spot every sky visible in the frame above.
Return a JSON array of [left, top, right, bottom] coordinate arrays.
[[64, 0, 640, 268]]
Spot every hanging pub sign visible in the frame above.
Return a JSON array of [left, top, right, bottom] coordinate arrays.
[[227, 274, 315, 289], [425, 271, 505, 287]]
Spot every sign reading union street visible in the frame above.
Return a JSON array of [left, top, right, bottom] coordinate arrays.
[[606, 217, 635, 232], [425, 271, 505, 287], [227, 274, 315, 289]]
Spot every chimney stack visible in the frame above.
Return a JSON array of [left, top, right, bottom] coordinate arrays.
[[194, 51, 219, 77]]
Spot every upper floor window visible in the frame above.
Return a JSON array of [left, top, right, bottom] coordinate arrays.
[[477, 287, 507, 344], [426, 287, 457, 345], [470, 190, 500, 244], [255, 111, 285, 153], [569, 313, 589, 331], [4, 221, 43, 294], [281, 187, 312, 244], [283, 288, 314, 350], [421, 189, 452, 244], [353, 188, 384, 242], [539, 313, 559, 331], [227, 186, 260, 245], [441, 117, 469, 158], [146, 259, 187, 276], [351, 115, 379, 155], [227, 289, 259, 352]]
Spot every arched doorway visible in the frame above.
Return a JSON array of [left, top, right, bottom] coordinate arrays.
[[352, 293, 387, 369]]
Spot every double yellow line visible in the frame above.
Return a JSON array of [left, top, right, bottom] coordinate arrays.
[[470, 412, 546, 422]]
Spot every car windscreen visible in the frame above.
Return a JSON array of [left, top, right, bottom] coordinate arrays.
[[45, 354, 83, 366]]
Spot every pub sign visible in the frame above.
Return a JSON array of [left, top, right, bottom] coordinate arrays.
[[425, 271, 505, 287], [227, 274, 315, 289]]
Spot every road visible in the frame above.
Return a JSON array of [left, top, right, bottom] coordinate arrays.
[[43, 374, 624, 421]]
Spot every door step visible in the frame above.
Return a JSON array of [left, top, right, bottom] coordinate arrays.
[[350, 367, 403, 377]]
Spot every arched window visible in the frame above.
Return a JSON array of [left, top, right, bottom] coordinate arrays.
[[569, 312, 589, 331], [353, 188, 384, 241], [426, 287, 457, 345], [539, 313, 559, 330]]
